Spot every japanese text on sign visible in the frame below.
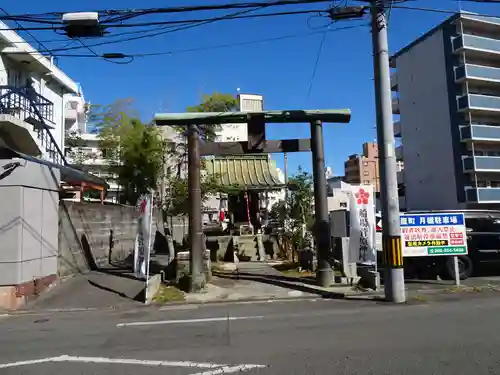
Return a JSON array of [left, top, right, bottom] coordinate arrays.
[[359, 208, 369, 261], [399, 213, 468, 257], [400, 214, 464, 227]]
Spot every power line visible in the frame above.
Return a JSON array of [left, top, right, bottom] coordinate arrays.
[[305, 30, 328, 102], [0, 7, 55, 58], [3, 7, 330, 55], [0, 0, 335, 23], [2, 9, 328, 31], [34, 24, 366, 59]]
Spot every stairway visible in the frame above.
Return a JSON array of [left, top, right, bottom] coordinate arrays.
[[0, 85, 66, 166]]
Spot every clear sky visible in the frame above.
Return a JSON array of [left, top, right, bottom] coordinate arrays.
[[5, 0, 498, 176]]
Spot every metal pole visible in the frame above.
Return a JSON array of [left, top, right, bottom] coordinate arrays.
[[310, 120, 334, 287], [370, 1, 405, 303], [453, 256, 460, 287], [187, 124, 205, 292]]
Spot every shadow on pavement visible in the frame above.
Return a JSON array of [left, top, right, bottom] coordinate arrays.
[[213, 271, 347, 300]]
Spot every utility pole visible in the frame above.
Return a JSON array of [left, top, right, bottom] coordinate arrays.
[[187, 124, 205, 292], [370, 1, 405, 303], [329, 2, 405, 302], [310, 120, 334, 287]]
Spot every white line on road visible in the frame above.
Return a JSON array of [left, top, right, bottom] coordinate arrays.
[[159, 305, 200, 311], [0, 357, 61, 369], [116, 315, 265, 328], [0, 355, 266, 373], [53, 355, 222, 368], [190, 364, 267, 375]]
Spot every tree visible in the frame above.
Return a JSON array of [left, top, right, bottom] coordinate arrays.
[[164, 92, 238, 216], [287, 167, 314, 229], [269, 166, 314, 256], [92, 99, 166, 204]]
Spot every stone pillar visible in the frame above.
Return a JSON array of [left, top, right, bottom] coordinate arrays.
[[0, 160, 60, 309]]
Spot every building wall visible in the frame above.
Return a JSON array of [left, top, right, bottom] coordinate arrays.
[[396, 28, 459, 210], [344, 142, 381, 192], [0, 161, 60, 309]]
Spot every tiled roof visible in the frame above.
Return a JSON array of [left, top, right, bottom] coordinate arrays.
[[206, 155, 284, 190]]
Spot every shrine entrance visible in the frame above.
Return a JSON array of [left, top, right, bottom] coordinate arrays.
[[154, 109, 351, 290]]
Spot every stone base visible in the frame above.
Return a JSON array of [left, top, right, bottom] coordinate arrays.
[[176, 250, 212, 287], [0, 274, 57, 310]]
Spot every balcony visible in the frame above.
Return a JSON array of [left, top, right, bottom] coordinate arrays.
[[457, 94, 500, 114], [394, 120, 402, 137], [0, 85, 63, 164], [460, 124, 500, 142], [391, 72, 398, 91], [64, 95, 86, 130], [0, 86, 54, 125], [453, 34, 500, 57], [463, 155, 500, 172], [466, 187, 500, 203], [455, 64, 500, 85], [392, 97, 400, 114]]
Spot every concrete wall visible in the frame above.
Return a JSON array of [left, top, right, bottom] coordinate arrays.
[[396, 29, 459, 211], [58, 201, 161, 278]]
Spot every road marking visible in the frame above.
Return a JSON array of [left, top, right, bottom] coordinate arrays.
[[117, 315, 265, 328], [0, 355, 266, 374], [53, 355, 222, 368], [159, 305, 199, 311], [190, 364, 267, 375], [0, 357, 61, 369]]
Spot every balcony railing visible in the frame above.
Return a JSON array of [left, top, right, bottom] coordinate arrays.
[[466, 187, 500, 203], [455, 64, 500, 83], [457, 94, 500, 113], [453, 34, 500, 55], [0, 85, 64, 165], [0, 86, 54, 124], [463, 155, 500, 172]]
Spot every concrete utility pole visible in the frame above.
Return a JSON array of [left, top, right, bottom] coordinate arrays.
[[187, 124, 205, 292], [370, 1, 405, 303], [310, 120, 334, 287]]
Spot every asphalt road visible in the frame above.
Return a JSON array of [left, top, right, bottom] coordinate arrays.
[[1, 293, 500, 374]]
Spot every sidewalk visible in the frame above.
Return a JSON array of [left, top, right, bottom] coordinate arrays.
[[182, 262, 500, 305], [22, 266, 146, 312]]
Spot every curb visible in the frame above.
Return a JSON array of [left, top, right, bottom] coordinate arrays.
[[3, 284, 498, 317]]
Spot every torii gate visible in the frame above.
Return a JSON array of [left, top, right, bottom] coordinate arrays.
[[154, 109, 351, 292]]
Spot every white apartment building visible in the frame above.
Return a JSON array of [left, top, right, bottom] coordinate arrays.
[[392, 12, 500, 210], [65, 132, 121, 203], [0, 21, 104, 309]]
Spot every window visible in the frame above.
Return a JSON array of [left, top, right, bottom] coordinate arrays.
[[363, 162, 368, 167], [363, 171, 369, 176], [364, 180, 370, 184]]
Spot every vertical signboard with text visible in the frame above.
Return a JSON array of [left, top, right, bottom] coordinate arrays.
[[400, 213, 468, 257], [134, 194, 153, 279], [348, 186, 377, 264]]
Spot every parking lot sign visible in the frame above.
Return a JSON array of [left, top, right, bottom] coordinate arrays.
[[400, 213, 468, 257]]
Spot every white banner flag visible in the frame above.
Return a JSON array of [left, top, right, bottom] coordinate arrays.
[[134, 194, 153, 279], [348, 185, 377, 265]]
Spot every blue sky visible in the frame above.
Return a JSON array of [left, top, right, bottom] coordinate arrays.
[[5, 0, 498, 176]]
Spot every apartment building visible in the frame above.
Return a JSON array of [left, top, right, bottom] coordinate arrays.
[[65, 132, 122, 202], [344, 142, 381, 191], [0, 21, 103, 309], [391, 12, 500, 210]]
